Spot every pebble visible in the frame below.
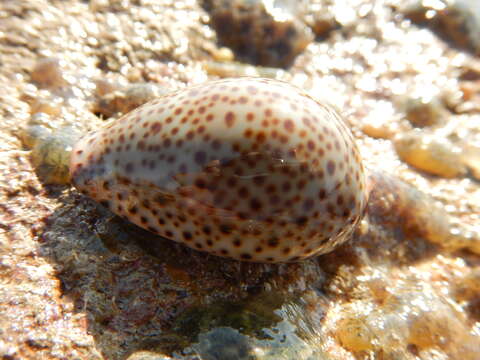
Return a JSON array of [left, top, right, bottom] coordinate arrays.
[[393, 129, 466, 178], [30, 57, 67, 89]]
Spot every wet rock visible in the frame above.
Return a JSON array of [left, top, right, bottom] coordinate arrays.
[[202, 0, 314, 68], [394, 129, 466, 178], [336, 316, 376, 352], [332, 275, 479, 358], [181, 290, 330, 359], [366, 170, 480, 255], [402, 0, 480, 55]]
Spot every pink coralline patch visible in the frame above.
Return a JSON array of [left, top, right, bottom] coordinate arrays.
[[70, 77, 367, 263]]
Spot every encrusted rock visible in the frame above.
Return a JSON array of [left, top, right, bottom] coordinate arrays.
[[202, 0, 314, 68]]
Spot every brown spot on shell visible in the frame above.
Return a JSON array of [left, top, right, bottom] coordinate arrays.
[[284, 119, 294, 132], [225, 111, 235, 127]]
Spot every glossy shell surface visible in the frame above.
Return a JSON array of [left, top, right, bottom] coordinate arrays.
[[70, 78, 367, 262]]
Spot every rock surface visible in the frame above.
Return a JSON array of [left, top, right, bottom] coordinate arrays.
[[1, 0, 480, 359]]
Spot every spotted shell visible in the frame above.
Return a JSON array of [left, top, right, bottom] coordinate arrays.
[[70, 77, 367, 263]]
